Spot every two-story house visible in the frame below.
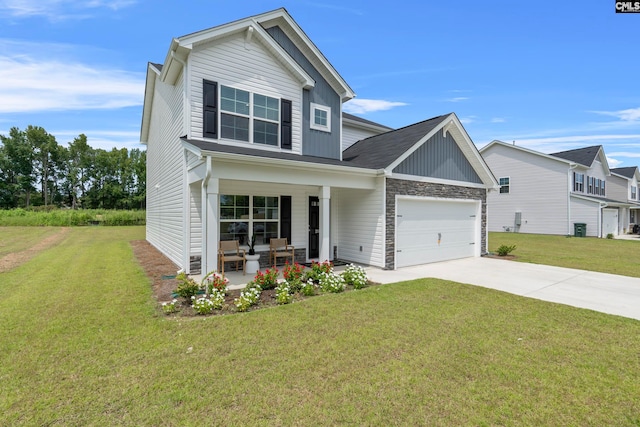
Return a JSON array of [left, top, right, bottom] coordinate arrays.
[[608, 166, 640, 232], [480, 141, 637, 237], [140, 8, 497, 275]]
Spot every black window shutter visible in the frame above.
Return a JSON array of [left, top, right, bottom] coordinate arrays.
[[280, 195, 292, 243], [281, 99, 292, 150], [203, 80, 218, 138]]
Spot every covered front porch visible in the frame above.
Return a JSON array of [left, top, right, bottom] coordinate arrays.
[[182, 144, 383, 276]]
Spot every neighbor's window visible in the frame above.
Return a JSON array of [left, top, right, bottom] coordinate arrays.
[[632, 186, 637, 200], [499, 177, 510, 194], [574, 173, 584, 192], [310, 103, 331, 132], [220, 195, 279, 246], [600, 179, 605, 196]]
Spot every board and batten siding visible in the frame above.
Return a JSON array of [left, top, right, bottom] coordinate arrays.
[[146, 71, 186, 268], [483, 145, 569, 235], [332, 181, 385, 267], [342, 124, 382, 152], [188, 34, 303, 154]]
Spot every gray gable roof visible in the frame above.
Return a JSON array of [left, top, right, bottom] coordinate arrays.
[[342, 114, 451, 169], [611, 166, 638, 179], [550, 145, 602, 166]]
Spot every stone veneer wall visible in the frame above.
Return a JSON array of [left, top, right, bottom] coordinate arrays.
[[385, 178, 488, 270]]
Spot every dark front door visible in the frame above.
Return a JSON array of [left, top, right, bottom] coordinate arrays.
[[308, 196, 319, 258]]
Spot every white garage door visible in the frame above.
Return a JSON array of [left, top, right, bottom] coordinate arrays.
[[396, 198, 479, 268]]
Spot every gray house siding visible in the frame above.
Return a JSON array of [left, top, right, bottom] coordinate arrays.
[[266, 26, 341, 159], [385, 178, 487, 270], [393, 131, 482, 183]]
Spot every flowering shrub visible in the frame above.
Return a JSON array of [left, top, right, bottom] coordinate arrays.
[[175, 272, 201, 301], [318, 271, 345, 293], [191, 295, 216, 315], [202, 271, 228, 294], [305, 260, 333, 283], [253, 268, 279, 290], [275, 283, 293, 305], [300, 279, 317, 297], [341, 264, 368, 289], [234, 286, 262, 312], [283, 262, 305, 292], [161, 299, 179, 314]]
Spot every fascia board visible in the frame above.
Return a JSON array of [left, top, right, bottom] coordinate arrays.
[[140, 64, 161, 143], [343, 116, 392, 133], [481, 140, 577, 167]]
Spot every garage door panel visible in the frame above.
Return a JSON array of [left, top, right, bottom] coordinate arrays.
[[397, 199, 478, 267]]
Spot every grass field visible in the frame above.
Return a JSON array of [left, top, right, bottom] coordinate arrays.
[[489, 232, 640, 278], [0, 227, 63, 257], [1, 227, 639, 425]]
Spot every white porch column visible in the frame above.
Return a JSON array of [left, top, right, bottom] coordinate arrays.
[[202, 176, 219, 275], [319, 186, 331, 262]]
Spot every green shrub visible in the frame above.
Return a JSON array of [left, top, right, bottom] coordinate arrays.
[[606, 233, 614, 239], [175, 272, 201, 301], [496, 244, 517, 256]]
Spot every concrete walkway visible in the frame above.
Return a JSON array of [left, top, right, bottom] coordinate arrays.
[[365, 257, 640, 321]]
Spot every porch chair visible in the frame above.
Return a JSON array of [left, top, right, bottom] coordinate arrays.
[[269, 238, 295, 266], [218, 240, 246, 275]]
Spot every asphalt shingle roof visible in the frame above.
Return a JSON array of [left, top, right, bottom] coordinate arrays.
[[611, 166, 638, 179], [550, 145, 602, 166], [342, 112, 393, 131], [342, 114, 451, 169]]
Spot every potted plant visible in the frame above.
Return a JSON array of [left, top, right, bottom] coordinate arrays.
[[248, 234, 257, 255]]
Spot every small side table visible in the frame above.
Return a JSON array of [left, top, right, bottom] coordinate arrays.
[[245, 254, 260, 275]]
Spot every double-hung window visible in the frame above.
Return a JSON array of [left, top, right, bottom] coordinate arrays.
[[574, 173, 584, 192], [499, 177, 510, 194], [220, 195, 279, 246], [600, 179, 605, 196], [310, 103, 331, 132], [632, 186, 637, 200]]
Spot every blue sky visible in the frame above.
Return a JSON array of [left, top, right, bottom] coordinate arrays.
[[1, 0, 639, 167]]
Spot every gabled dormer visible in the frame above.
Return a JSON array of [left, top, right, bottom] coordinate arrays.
[[142, 8, 354, 161], [611, 166, 640, 202]]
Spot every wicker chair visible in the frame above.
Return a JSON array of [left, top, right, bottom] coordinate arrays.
[[269, 238, 295, 266], [218, 240, 246, 275]]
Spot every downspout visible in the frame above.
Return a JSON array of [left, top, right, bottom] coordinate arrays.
[[568, 164, 578, 235]]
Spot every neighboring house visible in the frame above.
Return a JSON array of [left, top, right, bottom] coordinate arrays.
[[608, 166, 640, 232], [480, 141, 638, 237], [140, 8, 497, 274]]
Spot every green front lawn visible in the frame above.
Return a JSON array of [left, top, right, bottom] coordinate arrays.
[[489, 231, 640, 278], [1, 227, 639, 425], [0, 226, 64, 257]]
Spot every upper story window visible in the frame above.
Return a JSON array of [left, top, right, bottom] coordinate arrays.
[[632, 186, 637, 200], [573, 172, 584, 192], [202, 80, 292, 150], [600, 179, 605, 196], [310, 103, 331, 133], [499, 177, 510, 194]]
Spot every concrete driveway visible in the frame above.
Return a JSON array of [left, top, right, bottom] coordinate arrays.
[[365, 257, 640, 321]]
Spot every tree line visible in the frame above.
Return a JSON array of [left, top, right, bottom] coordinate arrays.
[[0, 126, 145, 210]]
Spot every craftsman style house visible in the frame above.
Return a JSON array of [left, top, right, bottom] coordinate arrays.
[[481, 141, 639, 237], [141, 8, 497, 274]]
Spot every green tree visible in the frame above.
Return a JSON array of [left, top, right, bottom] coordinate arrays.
[[26, 126, 59, 207], [0, 127, 35, 207]]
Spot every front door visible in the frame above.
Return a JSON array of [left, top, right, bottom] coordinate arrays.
[[308, 196, 319, 258]]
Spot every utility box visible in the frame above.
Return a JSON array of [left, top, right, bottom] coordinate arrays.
[[574, 223, 587, 237], [515, 211, 522, 226]]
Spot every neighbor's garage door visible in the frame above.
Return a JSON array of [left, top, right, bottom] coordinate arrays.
[[396, 198, 479, 268]]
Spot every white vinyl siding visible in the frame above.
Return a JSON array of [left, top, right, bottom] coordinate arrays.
[[146, 71, 186, 267], [483, 145, 569, 235], [570, 197, 600, 237], [332, 180, 385, 268], [341, 123, 384, 151], [189, 183, 202, 255], [189, 34, 303, 153]]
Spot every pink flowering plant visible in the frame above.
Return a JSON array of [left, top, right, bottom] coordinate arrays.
[[202, 271, 229, 294], [283, 262, 304, 292], [253, 268, 279, 290], [304, 260, 333, 283]]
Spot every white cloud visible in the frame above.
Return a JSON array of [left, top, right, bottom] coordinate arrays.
[[607, 151, 640, 158], [446, 97, 469, 102], [591, 107, 640, 122], [459, 116, 476, 124], [491, 117, 506, 123], [343, 99, 408, 114], [0, 0, 136, 21], [0, 40, 144, 113], [607, 157, 623, 168]]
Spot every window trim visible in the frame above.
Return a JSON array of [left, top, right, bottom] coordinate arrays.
[[631, 185, 637, 200], [310, 102, 331, 132], [498, 177, 510, 194], [574, 172, 584, 193]]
